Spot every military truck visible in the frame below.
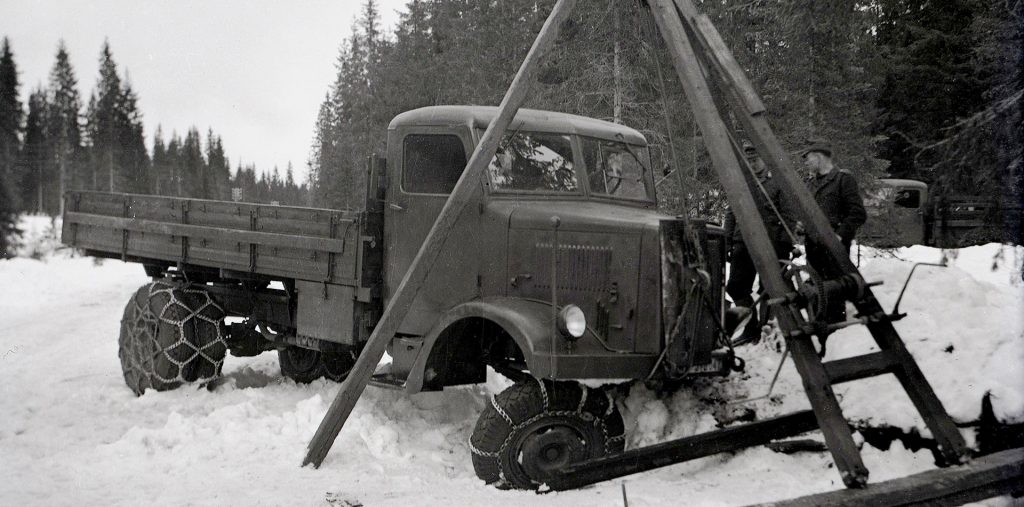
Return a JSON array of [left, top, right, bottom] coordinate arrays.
[[63, 106, 734, 488], [861, 178, 1023, 248]]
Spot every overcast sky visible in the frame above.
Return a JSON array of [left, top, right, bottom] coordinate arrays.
[[1, 0, 408, 181]]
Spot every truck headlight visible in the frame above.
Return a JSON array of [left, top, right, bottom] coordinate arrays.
[[557, 305, 587, 340]]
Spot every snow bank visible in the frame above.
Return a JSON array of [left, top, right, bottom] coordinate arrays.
[[1, 223, 1020, 505], [630, 243, 1022, 435], [9, 214, 66, 260]]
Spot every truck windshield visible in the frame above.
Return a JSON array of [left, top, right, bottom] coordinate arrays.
[[488, 132, 579, 193], [581, 137, 652, 201]]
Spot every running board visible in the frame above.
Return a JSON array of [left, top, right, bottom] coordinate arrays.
[[368, 373, 405, 390]]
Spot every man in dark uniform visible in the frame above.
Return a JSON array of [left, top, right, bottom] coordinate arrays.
[[801, 140, 866, 323], [725, 142, 796, 343]]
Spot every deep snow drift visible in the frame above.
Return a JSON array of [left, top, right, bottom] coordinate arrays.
[[1, 215, 1021, 506]]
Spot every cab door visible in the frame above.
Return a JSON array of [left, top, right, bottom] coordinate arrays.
[[890, 186, 926, 245], [382, 127, 475, 333]]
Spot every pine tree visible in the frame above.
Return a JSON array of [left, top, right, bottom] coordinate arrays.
[[0, 37, 22, 209], [46, 40, 83, 214], [881, 0, 1023, 206], [308, 93, 336, 206], [0, 169, 18, 257], [17, 88, 50, 213], [284, 162, 299, 205], [205, 129, 230, 200], [84, 41, 149, 194], [119, 79, 150, 194], [86, 41, 123, 192], [180, 127, 205, 198], [151, 126, 168, 195], [166, 131, 182, 196], [873, 0, 986, 185], [0, 40, 20, 253]]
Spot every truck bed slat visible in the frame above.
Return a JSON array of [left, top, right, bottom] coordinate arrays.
[[65, 212, 349, 253]]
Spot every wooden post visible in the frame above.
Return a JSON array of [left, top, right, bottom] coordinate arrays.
[[301, 0, 580, 468], [647, 0, 869, 487]]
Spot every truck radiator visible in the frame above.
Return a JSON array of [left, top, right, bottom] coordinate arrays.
[[660, 219, 722, 378]]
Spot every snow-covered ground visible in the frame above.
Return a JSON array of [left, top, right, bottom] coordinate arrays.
[[1, 215, 1022, 506]]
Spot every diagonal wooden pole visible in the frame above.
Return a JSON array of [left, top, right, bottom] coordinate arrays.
[[302, 0, 579, 468]]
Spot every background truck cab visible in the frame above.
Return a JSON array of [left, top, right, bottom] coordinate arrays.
[[861, 178, 929, 247]]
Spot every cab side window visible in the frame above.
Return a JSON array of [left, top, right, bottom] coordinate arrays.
[[894, 189, 920, 209], [403, 134, 468, 194], [581, 137, 650, 200], [488, 132, 578, 192]]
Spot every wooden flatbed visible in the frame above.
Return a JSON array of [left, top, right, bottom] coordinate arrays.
[[62, 191, 371, 286]]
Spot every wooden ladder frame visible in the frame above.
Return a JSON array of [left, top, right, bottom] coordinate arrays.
[[303, 0, 970, 490]]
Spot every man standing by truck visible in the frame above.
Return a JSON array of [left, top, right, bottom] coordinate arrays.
[[801, 140, 866, 323], [725, 141, 796, 343]]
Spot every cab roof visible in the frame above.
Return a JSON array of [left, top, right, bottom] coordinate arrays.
[[879, 178, 928, 190], [388, 105, 647, 145]]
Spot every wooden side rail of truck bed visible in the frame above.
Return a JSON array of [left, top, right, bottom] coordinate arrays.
[[62, 191, 375, 287]]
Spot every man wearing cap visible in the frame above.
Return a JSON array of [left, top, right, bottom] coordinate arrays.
[[724, 141, 796, 343], [801, 140, 866, 322]]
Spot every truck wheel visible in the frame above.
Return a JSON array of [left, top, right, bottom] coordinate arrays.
[[469, 379, 625, 489], [278, 347, 357, 383], [118, 281, 228, 396], [278, 347, 325, 383]]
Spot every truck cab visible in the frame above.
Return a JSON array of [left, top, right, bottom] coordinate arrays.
[[861, 178, 929, 247], [381, 106, 726, 391]]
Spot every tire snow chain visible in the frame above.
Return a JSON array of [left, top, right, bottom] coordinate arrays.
[[576, 384, 588, 414], [159, 285, 227, 367], [469, 381, 625, 461], [604, 389, 616, 417], [468, 439, 500, 458], [123, 281, 227, 385], [490, 395, 515, 427], [536, 377, 550, 410]]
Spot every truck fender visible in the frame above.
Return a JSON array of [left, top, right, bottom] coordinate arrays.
[[404, 297, 554, 394]]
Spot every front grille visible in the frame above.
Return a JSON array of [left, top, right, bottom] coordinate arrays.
[[532, 242, 612, 293]]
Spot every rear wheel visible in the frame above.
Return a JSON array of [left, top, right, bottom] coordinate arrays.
[[469, 379, 625, 489], [118, 280, 227, 395], [278, 346, 356, 383]]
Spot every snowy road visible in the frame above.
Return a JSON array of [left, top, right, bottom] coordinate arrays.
[[1, 234, 1021, 506]]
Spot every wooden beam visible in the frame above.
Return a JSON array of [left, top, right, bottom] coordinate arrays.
[[756, 447, 1024, 507], [824, 352, 898, 385], [691, 14, 765, 116], [548, 411, 819, 491], [301, 0, 580, 468]]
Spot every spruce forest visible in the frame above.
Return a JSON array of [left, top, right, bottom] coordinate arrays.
[[1, 0, 1021, 255], [0, 39, 308, 225], [307, 0, 1021, 223]]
